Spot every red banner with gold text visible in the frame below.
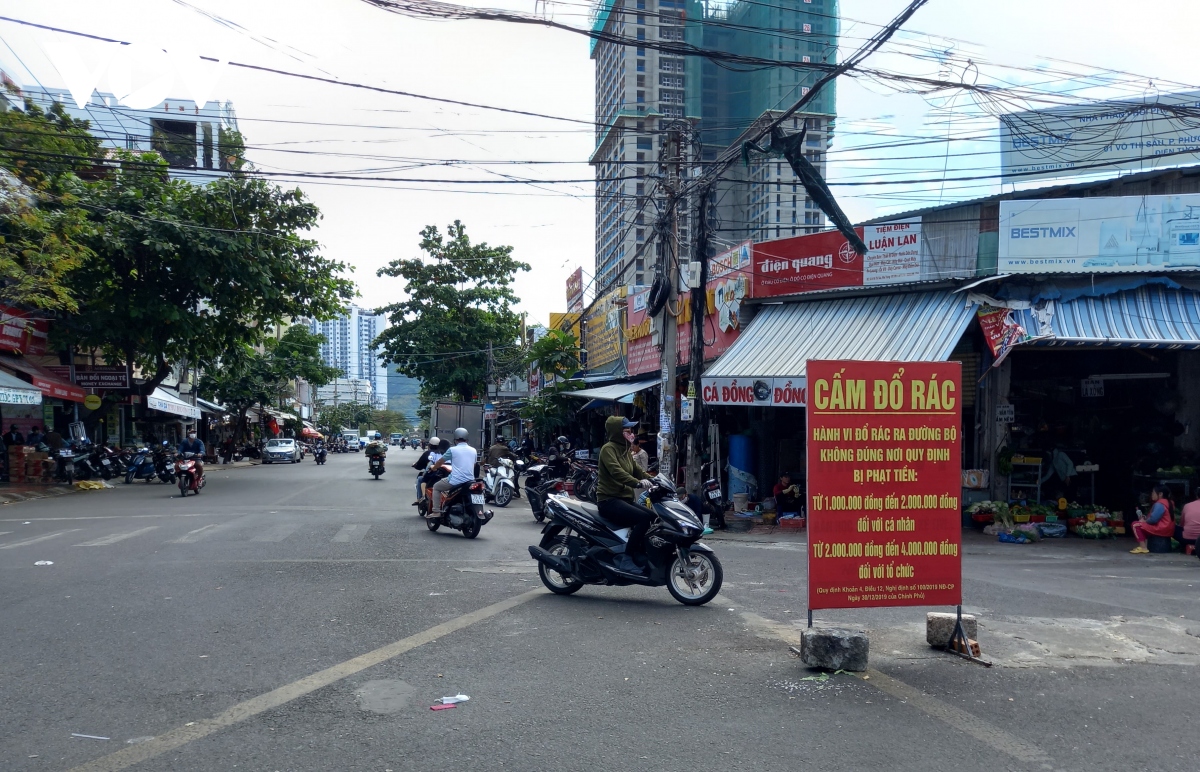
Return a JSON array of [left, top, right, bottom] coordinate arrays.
[[806, 360, 962, 610]]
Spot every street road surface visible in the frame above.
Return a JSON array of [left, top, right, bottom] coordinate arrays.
[[2, 447, 1199, 771]]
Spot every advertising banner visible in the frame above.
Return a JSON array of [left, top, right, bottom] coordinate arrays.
[[806, 360, 962, 611], [998, 194, 1200, 274], [566, 267, 584, 313], [1000, 92, 1200, 182], [976, 306, 1030, 366], [753, 223, 923, 297], [624, 288, 658, 376], [0, 306, 50, 355], [581, 288, 624, 371]]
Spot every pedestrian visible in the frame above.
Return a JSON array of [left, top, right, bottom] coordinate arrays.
[[630, 434, 649, 472], [26, 425, 44, 446], [1176, 489, 1200, 555], [1131, 484, 1175, 554], [2, 424, 24, 446]]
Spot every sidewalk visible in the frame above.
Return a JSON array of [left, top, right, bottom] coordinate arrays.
[[0, 459, 261, 505]]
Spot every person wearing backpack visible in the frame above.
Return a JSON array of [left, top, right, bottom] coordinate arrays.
[[1130, 483, 1175, 554]]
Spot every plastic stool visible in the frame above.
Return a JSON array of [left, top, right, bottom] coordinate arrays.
[[1147, 535, 1173, 553]]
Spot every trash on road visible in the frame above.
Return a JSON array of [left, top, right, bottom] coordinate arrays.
[[34, 560, 53, 566], [73, 480, 113, 491], [71, 733, 110, 740], [430, 703, 456, 711], [440, 694, 470, 704]]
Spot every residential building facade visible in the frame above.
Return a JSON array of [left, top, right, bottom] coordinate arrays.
[[310, 306, 389, 410]]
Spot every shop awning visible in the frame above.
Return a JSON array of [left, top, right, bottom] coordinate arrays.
[[567, 378, 659, 402], [0, 369, 42, 405], [147, 388, 201, 419], [0, 355, 87, 402], [195, 397, 227, 413], [1012, 287, 1200, 348], [703, 292, 977, 405]]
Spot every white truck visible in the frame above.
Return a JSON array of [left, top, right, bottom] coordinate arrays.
[[429, 401, 484, 447], [342, 431, 362, 451]]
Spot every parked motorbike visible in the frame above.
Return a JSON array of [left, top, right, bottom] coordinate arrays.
[[417, 477, 494, 538], [155, 443, 176, 484], [174, 451, 206, 497], [528, 474, 723, 606], [124, 447, 158, 484], [482, 457, 518, 507], [54, 446, 76, 483], [89, 445, 116, 480], [525, 450, 573, 522], [70, 443, 100, 481]]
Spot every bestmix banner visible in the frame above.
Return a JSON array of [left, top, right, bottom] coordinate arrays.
[[998, 194, 1200, 273]]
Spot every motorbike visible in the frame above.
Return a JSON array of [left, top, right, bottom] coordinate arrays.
[[410, 438, 419, 449], [482, 456, 518, 507], [53, 446, 76, 483], [89, 445, 116, 480], [174, 451, 206, 497], [155, 443, 177, 484], [528, 474, 723, 606], [417, 476, 494, 538], [124, 447, 158, 483], [70, 443, 100, 481], [526, 450, 573, 523], [368, 452, 385, 479], [314, 445, 327, 465]]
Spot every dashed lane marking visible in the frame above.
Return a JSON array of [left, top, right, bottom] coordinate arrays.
[[66, 589, 544, 772], [0, 530, 81, 549], [250, 524, 300, 542], [168, 524, 223, 544], [74, 526, 160, 547]]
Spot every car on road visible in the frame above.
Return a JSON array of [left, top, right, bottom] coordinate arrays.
[[262, 438, 302, 464]]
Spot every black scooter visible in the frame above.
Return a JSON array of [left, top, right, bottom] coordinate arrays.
[[368, 452, 385, 479], [528, 474, 723, 606], [314, 445, 327, 465]]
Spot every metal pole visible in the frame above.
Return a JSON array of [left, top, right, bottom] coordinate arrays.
[[659, 127, 681, 481], [685, 183, 712, 497]]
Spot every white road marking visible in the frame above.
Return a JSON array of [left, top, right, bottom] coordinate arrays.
[[0, 530, 80, 549], [169, 524, 223, 544], [250, 524, 299, 542], [74, 527, 160, 547], [331, 524, 369, 543], [66, 589, 543, 772], [0, 531, 9, 537]]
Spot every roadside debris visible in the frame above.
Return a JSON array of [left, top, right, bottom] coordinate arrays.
[[34, 560, 53, 566], [71, 733, 109, 740], [440, 694, 470, 704], [430, 703, 456, 711]]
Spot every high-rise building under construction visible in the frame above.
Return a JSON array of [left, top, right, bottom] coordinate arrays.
[[590, 0, 838, 293]]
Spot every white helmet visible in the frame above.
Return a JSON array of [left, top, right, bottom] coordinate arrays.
[[454, 427, 469, 441], [429, 436, 441, 449]]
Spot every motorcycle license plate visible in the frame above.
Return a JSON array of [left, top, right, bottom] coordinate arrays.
[[470, 494, 485, 505], [101, 459, 111, 466], [707, 490, 721, 500], [59, 449, 72, 457]]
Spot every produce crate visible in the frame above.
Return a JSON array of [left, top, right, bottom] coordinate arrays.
[[1012, 514, 1031, 523], [778, 517, 806, 530]]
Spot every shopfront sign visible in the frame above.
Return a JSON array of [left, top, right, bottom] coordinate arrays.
[[0, 306, 50, 355], [0, 385, 41, 405], [1080, 378, 1105, 398], [753, 221, 922, 298], [998, 193, 1200, 274], [995, 403, 1014, 423], [700, 376, 807, 407], [999, 91, 1200, 183], [806, 360, 963, 611]]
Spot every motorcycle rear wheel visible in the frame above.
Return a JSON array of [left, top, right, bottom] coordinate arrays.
[[462, 516, 481, 539], [537, 536, 583, 595]]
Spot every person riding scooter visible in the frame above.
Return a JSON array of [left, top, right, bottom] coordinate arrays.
[[596, 416, 653, 574], [414, 437, 445, 505], [177, 431, 206, 484], [430, 428, 477, 518]]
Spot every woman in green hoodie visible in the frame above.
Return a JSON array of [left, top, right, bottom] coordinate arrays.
[[597, 415, 654, 573]]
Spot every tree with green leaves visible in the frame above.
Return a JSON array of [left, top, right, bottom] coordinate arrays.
[[317, 401, 373, 435], [0, 96, 100, 312], [375, 221, 529, 401]]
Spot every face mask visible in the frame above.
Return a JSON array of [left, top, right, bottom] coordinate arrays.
[[622, 430, 635, 444], [188, 434, 197, 440]]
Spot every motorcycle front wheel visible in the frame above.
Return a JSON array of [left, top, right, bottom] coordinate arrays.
[[426, 517, 440, 532], [494, 485, 513, 508], [667, 551, 723, 606], [178, 476, 189, 498]]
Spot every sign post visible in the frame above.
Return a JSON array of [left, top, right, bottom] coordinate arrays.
[[806, 360, 981, 661]]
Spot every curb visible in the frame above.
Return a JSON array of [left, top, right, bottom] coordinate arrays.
[[0, 487, 74, 505]]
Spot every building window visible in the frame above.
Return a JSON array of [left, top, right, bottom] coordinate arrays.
[[637, 59, 645, 72], [637, 14, 645, 24], [636, 229, 645, 241], [637, 47, 645, 56], [636, 90, 645, 103], [659, 74, 683, 88], [637, 74, 645, 87], [150, 119, 197, 168], [659, 26, 683, 41], [637, 29, 645, 41]]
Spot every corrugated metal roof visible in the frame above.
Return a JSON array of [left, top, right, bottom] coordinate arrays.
[[1012, 286, 1200, 348], [705, 291, 978, 379], [568, 379, 659, 401]]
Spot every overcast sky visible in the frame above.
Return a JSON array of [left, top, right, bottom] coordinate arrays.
[[2, 0, 1198, 326]]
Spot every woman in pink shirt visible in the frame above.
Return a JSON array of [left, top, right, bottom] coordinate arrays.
[[1177, 492, 1200, 553]]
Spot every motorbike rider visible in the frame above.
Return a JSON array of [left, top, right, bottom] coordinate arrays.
[[414, 437, 444, 504], [487, 437, 514, 467], [596, 416, 653, 574], [430, 428, 477, 517], [177, 430, 205, 480]]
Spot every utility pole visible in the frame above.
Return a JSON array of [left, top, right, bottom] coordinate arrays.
[[685, 183, 713, 496], [658, 127, 683, 480]]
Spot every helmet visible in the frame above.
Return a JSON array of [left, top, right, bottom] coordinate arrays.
[[428, 436, 441, 449], [453, 427, 469, 441], [375, 432, 382, 440], [556, 436, 569, 446]]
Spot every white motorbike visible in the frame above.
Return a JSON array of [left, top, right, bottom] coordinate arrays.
[[483, 457, 519, 507]]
